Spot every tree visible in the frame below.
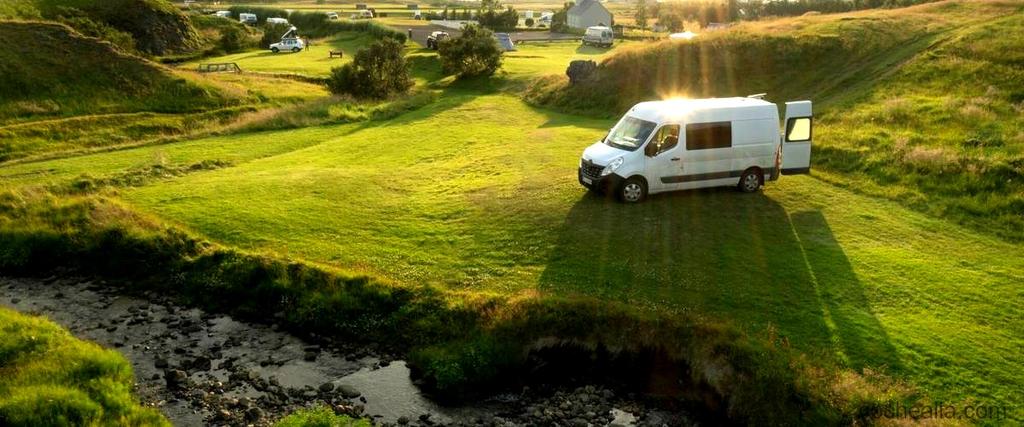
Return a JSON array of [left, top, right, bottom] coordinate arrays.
[[438, 24, 503, 78], [635, 0, 648, 30], [219, 24, 250, 53], [550, 2, 573, 33], [260, 22, 291, 49], [327, 38, 413, 98]]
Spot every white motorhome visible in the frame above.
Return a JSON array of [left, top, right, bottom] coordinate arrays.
[[267, 17, 290, 25], [239, 13, 257, 25], [578, 97, 812, 202]]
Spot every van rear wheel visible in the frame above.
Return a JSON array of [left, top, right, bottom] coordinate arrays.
[[618, 177, 647, 203], [738, 168, 761, 193], [271, 47, 279, 53]]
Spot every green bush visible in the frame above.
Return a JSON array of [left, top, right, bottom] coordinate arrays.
[[437, 25, 503, 78], [218, 22, 250, 52], [274, 406, 370, 427], [260, 22, 292, 49], [327, 38, 412, 99]]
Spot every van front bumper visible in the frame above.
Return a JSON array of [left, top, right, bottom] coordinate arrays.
[[578, 168, 623, 193]]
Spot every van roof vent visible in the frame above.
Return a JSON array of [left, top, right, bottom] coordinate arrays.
[[747, 93, 767, 99]]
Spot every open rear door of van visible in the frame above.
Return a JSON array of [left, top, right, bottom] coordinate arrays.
[[781, 101, 812, 175]]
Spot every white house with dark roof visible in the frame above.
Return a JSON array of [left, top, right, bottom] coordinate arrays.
[[567, 0, 612, 29]]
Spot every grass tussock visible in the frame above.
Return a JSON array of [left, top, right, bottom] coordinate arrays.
[[274, 406, 370, 427], [0, 22, 245, 124], [0, 307, 170, 426], [0, 188, 920, 425]]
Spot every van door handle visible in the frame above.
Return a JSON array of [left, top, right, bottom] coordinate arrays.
[[670, 157, 680, 161]]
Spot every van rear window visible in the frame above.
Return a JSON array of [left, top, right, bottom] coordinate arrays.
[[686, 122, 732, 150]]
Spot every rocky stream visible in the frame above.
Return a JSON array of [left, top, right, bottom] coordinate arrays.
[[1, 277, 697, 426]]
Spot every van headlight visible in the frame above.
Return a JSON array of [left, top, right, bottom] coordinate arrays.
[[601, 157, 624, 177]]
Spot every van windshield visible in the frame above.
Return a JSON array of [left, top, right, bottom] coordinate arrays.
[[605, 116, 656, 151]]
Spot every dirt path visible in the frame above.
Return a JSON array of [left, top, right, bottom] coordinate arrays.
[[1, 277, 693, 426]]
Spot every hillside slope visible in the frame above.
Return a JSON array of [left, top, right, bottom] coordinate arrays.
[[0, 22, 241, 122], [1, 0, 202, 54], [526, 0, 1024, 241]]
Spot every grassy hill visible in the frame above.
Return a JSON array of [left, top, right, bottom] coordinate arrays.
[[0, 22, 239, 120], [1, 0, 203, 54], [527, 0, 1024, 242], [0, 21, 252, 160]]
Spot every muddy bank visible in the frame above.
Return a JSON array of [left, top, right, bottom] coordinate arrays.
[[1, 277, 696, 426]]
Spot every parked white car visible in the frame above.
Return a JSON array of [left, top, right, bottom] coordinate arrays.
[[267, 17, 290, 25], [578, 96, 813, 202], [582, 26, 613, 47], [270, 38, 305, 53], [239, 13, 257, 25]]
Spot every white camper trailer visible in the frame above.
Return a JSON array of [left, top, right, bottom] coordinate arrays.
[[239, 13, 257, 25], [578, 96, 813, 202]]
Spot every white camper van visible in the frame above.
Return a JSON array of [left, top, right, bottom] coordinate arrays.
[[214, 11, 231, 18], [582, 26, 614, 47], [578, 97, 812, 202], [239, 13, 257, 25], [266, 17, 290, 25]]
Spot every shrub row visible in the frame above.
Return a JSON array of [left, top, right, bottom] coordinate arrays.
[[0, 189, 913, 425], [225, 6, 406, 42]]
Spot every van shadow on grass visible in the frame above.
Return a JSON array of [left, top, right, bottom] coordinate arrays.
[[537, 187, 902, 374]]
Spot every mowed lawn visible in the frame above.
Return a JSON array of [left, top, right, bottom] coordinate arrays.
[[187, 32, 375, 77], [35, 92, 1010, 411]]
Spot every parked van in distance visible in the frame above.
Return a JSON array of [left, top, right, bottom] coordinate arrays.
[[266, 17, 290, 25], [582, 26, 613, 47], [350, 10, 374, 19], [326, 12, 339, 20], [578, 96, 812, 202], [213, 11, 231, 19], [239, 13, 257, 25]]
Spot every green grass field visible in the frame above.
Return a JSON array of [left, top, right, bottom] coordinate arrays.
[[2, 0, 1023, 422], [186, 32, 375, 77], [5, 90, 1021, 414]]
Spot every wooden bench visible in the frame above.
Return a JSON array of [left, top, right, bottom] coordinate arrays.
[[329, 50, 344, 59]]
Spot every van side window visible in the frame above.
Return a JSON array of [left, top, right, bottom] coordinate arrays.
[[648, 125, 680, 156], [685, 122, 732, 150], [786, 117, 812, 142]]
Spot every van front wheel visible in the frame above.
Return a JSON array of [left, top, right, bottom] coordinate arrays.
[[738, 168, 761, 193], [618, 177, 647, 203]]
